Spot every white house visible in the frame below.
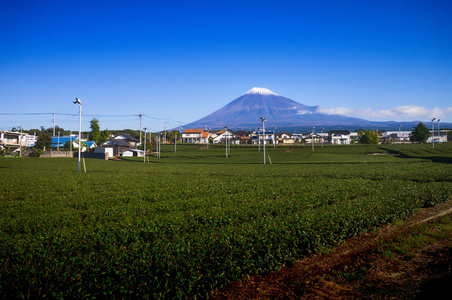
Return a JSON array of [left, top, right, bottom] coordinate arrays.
[[182, 129, 205, 143], [277, 133, 294, 144], [0, 130, 28, 148], [328, 130, 352, 145], [213, 130, 238, 144]]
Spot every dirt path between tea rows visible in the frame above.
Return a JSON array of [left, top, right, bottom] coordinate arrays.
[[213, 201, 452, 299]]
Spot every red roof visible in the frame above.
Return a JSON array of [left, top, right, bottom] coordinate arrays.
[[184, 129, 204, 133]]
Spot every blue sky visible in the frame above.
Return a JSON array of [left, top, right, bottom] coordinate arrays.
[[1, 0, 451, 132]]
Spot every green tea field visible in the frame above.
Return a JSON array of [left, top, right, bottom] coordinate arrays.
[[1, 144, 451, 298]]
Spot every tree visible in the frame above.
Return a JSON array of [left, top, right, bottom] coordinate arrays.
[[358, 130, 379, 144], [35, 132, 52, 151], [90, 118, 100, 144], [99, 129, 110, 145], [410, 122, 430, 143]]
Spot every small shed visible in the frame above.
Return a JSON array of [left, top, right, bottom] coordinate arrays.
[[121, 149, 145, 157]]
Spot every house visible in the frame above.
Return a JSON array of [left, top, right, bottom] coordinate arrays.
[[250, 130, 275, 145], [0, 130, 28, 148], [51, 135, 77, 149], [213, 130, 239, 144], [101, 133, 139, 156], [304, 133, 323, 144], [328, 130, 352, 145], [52, 136, 96, 151], [277, 133, 294, 144], [182, 129, 206, 143]]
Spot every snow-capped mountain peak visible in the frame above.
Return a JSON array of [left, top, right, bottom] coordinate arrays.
[[245, 87, 278, 96]]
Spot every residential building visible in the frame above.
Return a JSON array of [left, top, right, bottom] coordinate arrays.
[[182, 129, 204, 143], [277, 133, 294, 144], [328, 130, 352, 145], [101, 132, 139, 156], [0, 130, 28, 148]]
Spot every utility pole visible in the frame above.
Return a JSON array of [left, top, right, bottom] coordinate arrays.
[[139, 114, 142, 146], [143, 127, 147, 163], [19, 125, 23, 157], [53, 113, 56, 137], [164, 120, 167, 144], [179, 122, 182, 143], [261, 117, 266, 164]]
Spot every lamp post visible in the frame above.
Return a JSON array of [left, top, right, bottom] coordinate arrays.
[[257, 127, 261, 152], [311, 127, 315, 151], [432, 118, 436, 148], [143, 127, 147, 163], [57, 131, 60, 151], [73, 97, 82, 173], [261, 117, 266, 164]]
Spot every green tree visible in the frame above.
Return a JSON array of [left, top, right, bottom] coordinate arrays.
[[410, 122, 430, 143], [90, 118, 100, 144], [99, 129, 110, 145], [64, 141, 72, 151], [35, 132, 52, 151], [358, 130, 379, 144]]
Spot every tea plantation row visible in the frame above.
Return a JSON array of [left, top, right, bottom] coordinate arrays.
[[1, 145, 451, 298]]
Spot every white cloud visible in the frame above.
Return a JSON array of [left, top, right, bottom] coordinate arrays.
[[317, 106, 452, 121]]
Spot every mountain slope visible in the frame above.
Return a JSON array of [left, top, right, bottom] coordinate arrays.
[[182, 88, 449, 131]]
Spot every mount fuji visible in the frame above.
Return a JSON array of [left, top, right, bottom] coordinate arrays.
[[182, 87, 428, 132]]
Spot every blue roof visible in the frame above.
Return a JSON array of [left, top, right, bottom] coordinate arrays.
[[84, 141, 96, 147], [51, 136, 95, 148]]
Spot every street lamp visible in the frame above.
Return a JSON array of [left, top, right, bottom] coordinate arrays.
[[431, 118, 436, 148], [73, 97, 82, 173], [257, 127, 261, 152], [261, 117, 266, 164]]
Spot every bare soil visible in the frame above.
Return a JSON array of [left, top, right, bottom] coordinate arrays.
[[213, 201, 452, 299]]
